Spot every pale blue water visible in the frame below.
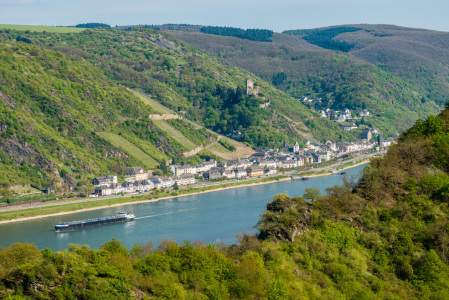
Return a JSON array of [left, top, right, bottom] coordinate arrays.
[[0, 164, 366, 251]]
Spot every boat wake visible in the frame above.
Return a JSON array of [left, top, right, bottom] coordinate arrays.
[[134, 207, 198, 220]]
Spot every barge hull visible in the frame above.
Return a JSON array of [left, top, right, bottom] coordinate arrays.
[[55, 217, 133, 232]]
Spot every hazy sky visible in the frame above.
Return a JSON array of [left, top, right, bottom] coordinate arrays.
[[1, 0, 448, 32]]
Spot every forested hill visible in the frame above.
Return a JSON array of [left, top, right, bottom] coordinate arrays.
[[0, 27, 352, 146], [166, 25, 446, 136], [0, 41, 214, 191], [2, 105, 449, 298], [284, 24, 449, 107], [0, 27, 355, 191]]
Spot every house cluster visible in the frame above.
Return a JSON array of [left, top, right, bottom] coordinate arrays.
[[269, 135, 394, 165], [226, 130, 242, 139], [170, 159, 276, 181], [320, 108, 371, 122], [300, 96, 316, 103], [91, 133, 395, 197], [169, 136, 395, 182], [93, 166, 196, 197]]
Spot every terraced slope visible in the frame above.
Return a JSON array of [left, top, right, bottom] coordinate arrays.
[[206, 142, 239, 161], [152, 120, 197, 151], [130, 90, 174, 115], [95, 132, 159, 168]]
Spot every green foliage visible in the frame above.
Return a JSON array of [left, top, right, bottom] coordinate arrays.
[[0, 27, 315, 148], [218, 138, 236, 152], [303, 187, 323, 203], [200, 26, 273, 42], [286, 27, 362, 52], [76, 23, 110, 28], [170, 27, 441, 138]]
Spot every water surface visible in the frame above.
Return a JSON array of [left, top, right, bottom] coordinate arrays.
[[0, 164, 366, 251]]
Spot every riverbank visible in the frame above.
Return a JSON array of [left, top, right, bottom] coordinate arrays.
[[301, 160, 370, 178], [0, 176, 291, 224], [0, 159, 370, 224]]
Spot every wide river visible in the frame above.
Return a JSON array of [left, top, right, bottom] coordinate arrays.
[[0, 164, 366, 251]]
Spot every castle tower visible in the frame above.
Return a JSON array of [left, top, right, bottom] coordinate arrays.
[[246, 79, 254, 95]]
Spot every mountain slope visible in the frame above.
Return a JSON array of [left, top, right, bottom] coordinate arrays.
[[0, 27, 356, 146], [167, 27, 442, 136], [285, 24, 449, 106], [0, 42, 246, 191]]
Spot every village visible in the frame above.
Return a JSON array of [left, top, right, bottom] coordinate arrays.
[[300, 96, 374, 131], [91, 132, 395, 197]]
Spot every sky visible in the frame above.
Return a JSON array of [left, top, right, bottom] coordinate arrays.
[[1, 0, 448, 33]]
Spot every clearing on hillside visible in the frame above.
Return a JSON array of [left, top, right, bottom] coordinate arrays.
[[133, 89, 255, 157], [220, 137, 255, 156], [152, 120, 198, 150], [0, 24, 85, 33], [131, 90, 174, 114], [96, 132, 159, 168], [207, 143, 240, 160]]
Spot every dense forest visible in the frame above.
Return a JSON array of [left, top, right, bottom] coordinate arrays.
[[2, 105, 449, 298], [75, 23, 110, 28], [284, 27, 363, 52], [200, 26, 273, 42]]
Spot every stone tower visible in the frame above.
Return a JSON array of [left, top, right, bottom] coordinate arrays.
[[246, 79, 254, 95]]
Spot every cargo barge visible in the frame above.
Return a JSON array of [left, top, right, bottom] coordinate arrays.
[[54, 212, 135, 232]]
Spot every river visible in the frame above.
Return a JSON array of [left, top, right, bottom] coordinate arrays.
[[0, 164, 367, 251]]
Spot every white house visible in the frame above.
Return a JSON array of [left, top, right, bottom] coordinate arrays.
[[172, 165, 197, 176], [93, 175, 117, 188], [134, 180, 154, 192], [159, 177, 174, 188], [360, 109, 371, 117], [125, 167, 148, 182], [265, 167, 277, 176], [149, 178, 162, 189], [234, 167, 247, 178], [172, 174, 196, 186], [223, 170, 236, 179], [122, 182, 136, 194], [196, 160, 217, 173]]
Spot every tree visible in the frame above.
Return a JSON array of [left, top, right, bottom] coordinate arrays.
[[303, 188, 323, 203], [159, 159, 168, 174], [0, 187, 13, 199]]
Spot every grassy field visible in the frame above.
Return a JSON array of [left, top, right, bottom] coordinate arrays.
[[123, 133, 169, 163], [153, 120, 198, 150], [207, 143, 239, 160], [221, 137, 255, 156], [131, 90, 174, 114], [96, 132, 159, 168], [0, 24, 84, 33]]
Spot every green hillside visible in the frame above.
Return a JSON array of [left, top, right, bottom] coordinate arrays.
[[3, 107, 449, 298], [152, 120, 198, 150], [0, 42, 234, 191], [0, 24, 84, 33], [167, 28, 442, 136], [0, 27, 354, 146], [285, 25, 449, 107], [95, 132, 160, 168]]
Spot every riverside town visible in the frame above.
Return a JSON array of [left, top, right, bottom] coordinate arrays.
[[90, 135, 394, 197]]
